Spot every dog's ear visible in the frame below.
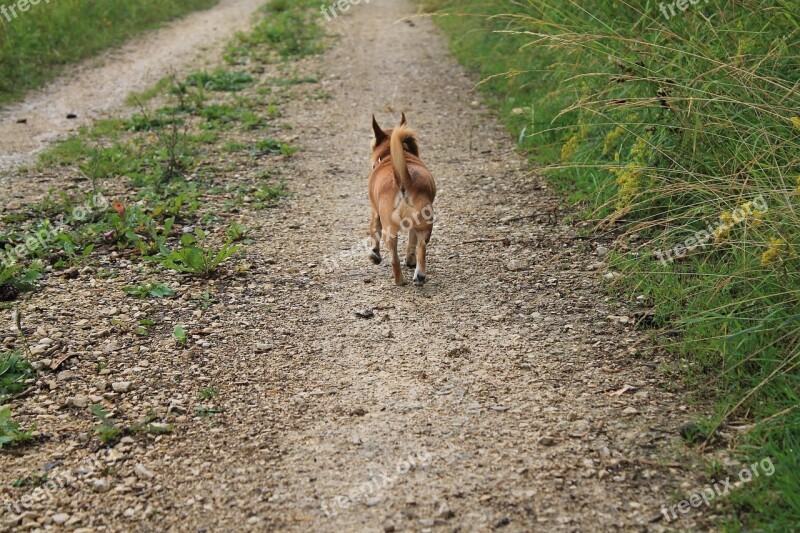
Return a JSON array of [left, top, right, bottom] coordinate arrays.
[[399, 112, 407, 126], [372, 115, 388, 145]]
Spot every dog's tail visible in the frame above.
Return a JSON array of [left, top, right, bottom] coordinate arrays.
[[391, 125, 416, 194]]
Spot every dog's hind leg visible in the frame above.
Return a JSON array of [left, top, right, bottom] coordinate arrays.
[[369, 210, 382, 264], [383, 228, 403, 285], [404, 229, 417, 269], [413, 227, 432, 286]]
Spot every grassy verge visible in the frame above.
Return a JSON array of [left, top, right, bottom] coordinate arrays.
[[0, 0, 219, 107], [419, 0, 799, 530]]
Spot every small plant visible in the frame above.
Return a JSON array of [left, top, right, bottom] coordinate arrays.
[[173, 325, 188, 347], [12, 471, 48, 488], [0, 406, 35, 448], [253, 180, 289, 209], [161, 230, 242, 278], [251, 138, 297, 157], [185, 69, 254, 92], [0, 351, 35, 404], [198, 386, 220, 400], [195, 290, 217, 309], [124, 282, 176, 299], [194, 405, 222, 418], [226, 222, 250, 242], [91, 404, 123, 445], [134, 318, 156, 336]]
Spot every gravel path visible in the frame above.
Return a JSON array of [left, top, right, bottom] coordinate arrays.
[[1, 1, 702, 531]]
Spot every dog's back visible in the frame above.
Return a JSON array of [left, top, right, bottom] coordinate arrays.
[[368, 114, 436, 286]]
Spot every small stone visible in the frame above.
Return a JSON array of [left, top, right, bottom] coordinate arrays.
[[67, 396, 89, 408], [112, 381, 132, 393], [595, 245, 609, 256], [100, 307, 119, 317], [255, 343, 273, 353], [538, 436, 556, 446], [93, 479, 110, 493], [134, 464, 155, 480], [622, 407, 639, 415], [506, 259, 528, 272], [52, 514, 70, 525], [57, 370, 75, 381]]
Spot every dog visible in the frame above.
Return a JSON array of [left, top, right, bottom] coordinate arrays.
[[368, 113, 436, 286]]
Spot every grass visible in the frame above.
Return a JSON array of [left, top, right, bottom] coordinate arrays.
[[421, 0, 799, 530], [0, 0, 219, 107]]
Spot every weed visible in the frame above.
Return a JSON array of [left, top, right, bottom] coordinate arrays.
[[172, 325, 188, 347], [0, 407, 35, 448], [226, 222, 250, 242], [0, 351, 34, 404], [251, 138, 297, 157], [123, 282, 176, 299], [161, 230, 242, 278], [198, 386, 220, 400], [186, 70, 255, 92], [91, 405, 123, 445], [253, 180, 289, 209]]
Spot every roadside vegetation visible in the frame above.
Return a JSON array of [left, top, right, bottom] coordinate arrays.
[[0, 0, 221, 107], [0, 0, 324, 452], [419, 0, 799, 530]]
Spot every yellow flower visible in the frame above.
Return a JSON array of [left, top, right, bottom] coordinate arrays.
[[761, 238, 787, 265], [791, 117, 800, 130], [561, 134, 579, 162], [603, 125, 626, 156]]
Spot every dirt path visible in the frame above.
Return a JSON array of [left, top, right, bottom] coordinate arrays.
[[1, 1, 702, 531], [0, 0, 265, 173]]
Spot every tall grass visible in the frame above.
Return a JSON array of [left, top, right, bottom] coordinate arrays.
[[421, 0, 799, 530], [0, 0, 219, 107]]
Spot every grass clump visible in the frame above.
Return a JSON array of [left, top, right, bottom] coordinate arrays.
[[225, 0, 325, 63], [423, 0, 799, 530]]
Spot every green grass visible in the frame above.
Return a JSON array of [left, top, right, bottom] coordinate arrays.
[[224, 0, 325, 64], [421, 0, 799, 530], [0, 0, 220, 107]]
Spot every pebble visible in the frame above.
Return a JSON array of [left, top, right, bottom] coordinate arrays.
[[112, 381, 133, 393], [134, 464, 155, 479], [66, 396, 89, 408], [93, 479, 110, 493], [57, 371, 76, 381], [538, 436, 556, 446], [506, 259, 528, 272], [52, 514, 70, 525]]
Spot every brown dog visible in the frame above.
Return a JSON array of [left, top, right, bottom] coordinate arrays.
[[368, 114, 436, 286]]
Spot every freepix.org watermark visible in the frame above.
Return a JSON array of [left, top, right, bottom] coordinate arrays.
[[658, 0, 711, 20], [319, 0, 370, 23], [0, 0, 52, 24], [0, 192, 108, 269], [320, 447, 432, 518], [660, 457, 775, 522], [654, 194, 767, 266]]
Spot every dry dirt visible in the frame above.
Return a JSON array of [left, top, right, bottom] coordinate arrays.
[[0, 0, 266, 173], [0, 1, 707, 531]]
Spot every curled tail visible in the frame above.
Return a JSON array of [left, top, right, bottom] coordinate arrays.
[[391, 125, 416, 193]]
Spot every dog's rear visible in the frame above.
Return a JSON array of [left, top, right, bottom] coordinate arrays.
[[368, 114, 436, 286]]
